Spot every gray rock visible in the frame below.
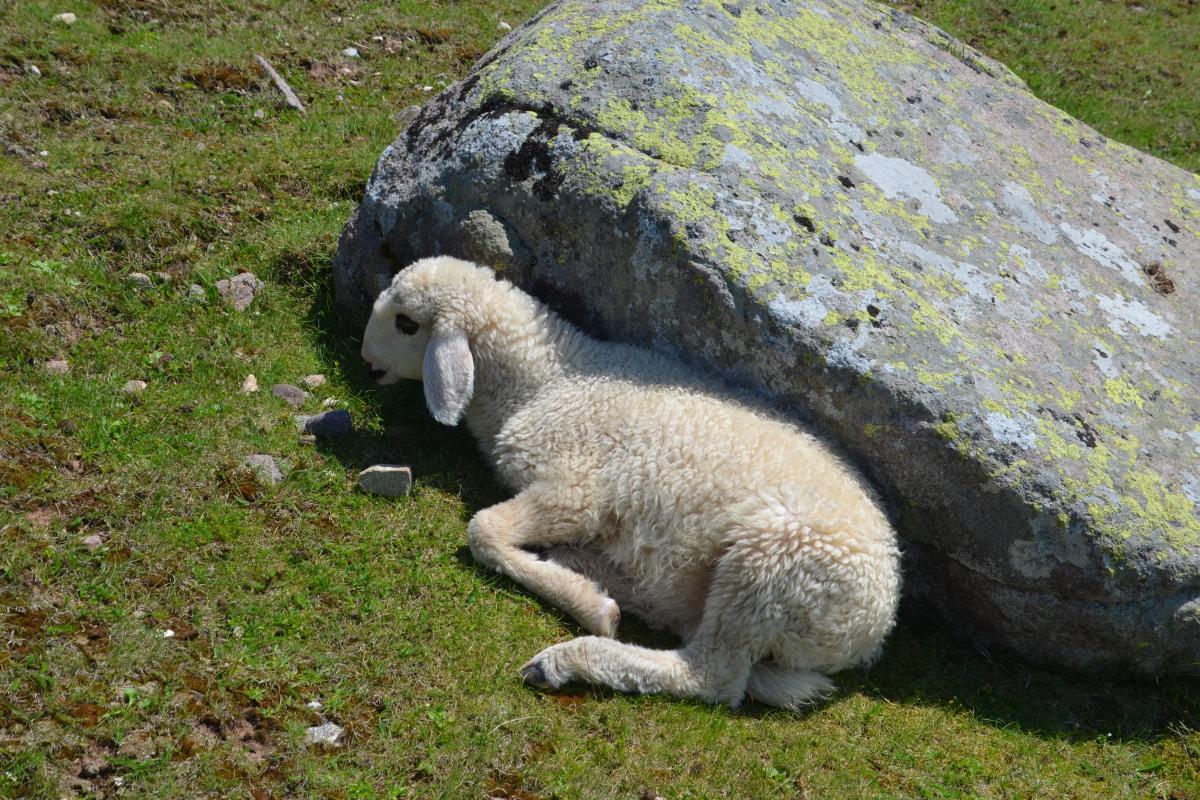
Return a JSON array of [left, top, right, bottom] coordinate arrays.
[[187, 283, 206, 301], [304, 722, 343, 747], [215, 272, 263, 311], [244, 454, 285, 485], [43, 358, 69, 375], [271, 383, 307, 407], [358, 464, 413, 497], [332, 0, 1200, 675], [81, 534, 103, 551], [297, 409, 353, 438], [126, 272, 153, 291]]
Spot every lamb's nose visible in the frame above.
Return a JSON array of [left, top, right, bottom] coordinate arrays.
[[366, 364, 386, 381]]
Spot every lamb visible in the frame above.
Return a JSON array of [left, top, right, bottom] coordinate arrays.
[[361, 256, 901, 709]]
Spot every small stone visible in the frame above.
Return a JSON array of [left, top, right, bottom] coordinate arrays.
[[162, 629, 175, 638], [306, 699, 323, 711], [358, 464, 413, 497], [341, 46, 359, 58], [81, 534, 103, 551], [26, 63, 41, 76], [241, 374, 259, 394], [53, 12, 77, 24], [273, 382, 310, 405], [188, 283, 206, 301], [122, 379, 147, 395], [44, 358, 69, 375], [321, 397, 339, 408], [272, 383, 307, 407], [301, 373, 326, 389], [253, 109, 265, 119], [215, 272, 263, 312], [304, 722, 343, 747], [422, 85, 433, 92], [300, 409, 352, 438], [127, 272, 153, 290], [498, 20, 512, 31], [244, 454, 284, 485]]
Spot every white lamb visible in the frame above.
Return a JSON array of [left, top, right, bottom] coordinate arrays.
[[361, 256, 901, 709]]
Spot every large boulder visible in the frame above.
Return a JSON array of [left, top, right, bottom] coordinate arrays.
[[334, 0, 1200, 675]]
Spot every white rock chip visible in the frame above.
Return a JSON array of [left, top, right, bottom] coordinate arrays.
[[304, 722, 344, 747], [498, 20, 512, 31], [358, 464, 413, 497], [301, 373, 326, 389], [122, 379, 147, 395], [241, 374, 259, 394], [53, 12, 77, 24], [341, 47, 359, 58]]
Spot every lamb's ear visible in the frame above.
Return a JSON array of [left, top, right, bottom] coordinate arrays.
[[422, 325, 474, 426]]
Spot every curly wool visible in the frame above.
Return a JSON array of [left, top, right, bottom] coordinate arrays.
[[362, 256, 902, 709]]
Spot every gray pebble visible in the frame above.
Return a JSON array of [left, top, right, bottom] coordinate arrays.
[[271, 383, 308, 407], [244, 454, 285, 485], [300, 409, 352, 438], [358, 464, 412, 497]]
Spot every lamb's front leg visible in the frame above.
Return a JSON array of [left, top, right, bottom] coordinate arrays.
[[468, 483, 620, 637]]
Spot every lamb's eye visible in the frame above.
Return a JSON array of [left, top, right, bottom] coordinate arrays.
[[395, 313, 419, 335]]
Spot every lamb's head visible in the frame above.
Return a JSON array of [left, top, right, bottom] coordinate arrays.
[[361, 256, 485, 426]]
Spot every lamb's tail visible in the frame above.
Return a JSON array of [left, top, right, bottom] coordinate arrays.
[[746, 663, 835, 710]]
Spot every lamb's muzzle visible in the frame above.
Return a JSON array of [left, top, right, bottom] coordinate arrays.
[[362, 255, 902, 709]]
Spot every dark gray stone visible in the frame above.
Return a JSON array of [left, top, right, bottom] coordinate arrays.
[[300, 409, 352, 438], [332, 0, 1200, 674]]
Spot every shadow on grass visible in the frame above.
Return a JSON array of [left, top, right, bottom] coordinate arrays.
[[301, 264, 1199, 745]]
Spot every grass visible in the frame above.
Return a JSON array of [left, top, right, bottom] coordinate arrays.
[[1, 0, 1198, 798]]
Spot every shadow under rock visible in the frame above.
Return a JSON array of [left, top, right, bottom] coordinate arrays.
[[304, 262, 1200, 742]]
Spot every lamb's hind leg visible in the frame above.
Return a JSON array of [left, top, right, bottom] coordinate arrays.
[[468, 483, 620, 637], [520, 542, 767, 706]]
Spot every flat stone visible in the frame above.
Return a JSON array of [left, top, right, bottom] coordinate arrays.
[[122, 379, 147, 395], [244, 454, 285, 485], [126, 272, 153, 290], [44, 358, 69, 375], [271, 383, 307, 407], [304, 722, 343, 747], [215, 272, 263, 312], [81, 534, 103, 551], [241, 374, 259, 394], [187, 283, 206, 301], [333, 0, 1200, 675], [298, 409, 352, 438], [301, 373, 327, 389], [358, 464, 413, 497], [52, 12, 77, 24]]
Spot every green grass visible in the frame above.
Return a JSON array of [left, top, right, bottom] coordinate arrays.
[[1, 1, 1198, 798]]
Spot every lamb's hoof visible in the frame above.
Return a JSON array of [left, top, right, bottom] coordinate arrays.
[[587, 597, 620, 638], [521, 658, 553, 689]]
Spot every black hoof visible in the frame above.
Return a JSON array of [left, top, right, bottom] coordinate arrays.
[[521, 659, 551, 689]]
